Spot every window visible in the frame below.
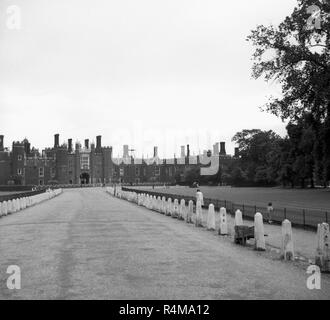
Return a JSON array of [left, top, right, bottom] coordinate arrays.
[[17, 168, 22, 175], [18, 155, 22, 161], [80, 154, 90, 170], [51, 167, 56, 178], [135, 167, 140, 176], [39, 180, 43, 186], [155, 167, 160, 176], [39, 167, 44, 177], [120, 168, 124, 177]]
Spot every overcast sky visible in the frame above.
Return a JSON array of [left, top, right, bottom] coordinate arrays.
[[0, 0, 298, 158]]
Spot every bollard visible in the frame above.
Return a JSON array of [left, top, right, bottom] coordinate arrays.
[[219, 207, 228, 235], [2, 201, 8, 216], [187, 200, 193, 223], [16, 198, 20, 211], [235, 209, 243, 226], [157, 196, 162, 212], [7, 200, 13, 214], [161, 197, 166, 214], [281, 219, 294, 261], [315, 223, 330, 272], [179, 199, 185, 220], [153, 196, 157, 210], [12, 199, 17, 212], [207, 204, 216, 231], [254, 212, 266, 251], [167, 198, 172, 216], [172, 199, 179, 218], [195, 200, 203, 227]]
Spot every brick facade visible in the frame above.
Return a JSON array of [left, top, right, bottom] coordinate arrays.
[[0, 134, 237, 186]]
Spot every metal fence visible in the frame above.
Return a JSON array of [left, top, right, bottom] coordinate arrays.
[[122, 187, 328, 230]]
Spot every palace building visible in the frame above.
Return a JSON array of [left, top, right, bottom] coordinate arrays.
[[0, 134, 238, 186]]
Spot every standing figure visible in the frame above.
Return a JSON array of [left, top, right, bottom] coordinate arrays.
[[196, 189, 204, 206], [267, 202, 274, 224]]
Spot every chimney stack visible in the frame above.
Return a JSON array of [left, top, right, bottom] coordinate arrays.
[[220, 142, 226, 155], [54, 134, 59, 148], [85, 139, 89, 149], [96, 135, 102, 150], [154, 146, 158, 158], [0, 135, 4, 151], [24, 140, 31, 154], [180, 146, 185, 158], [187, 144, 190, 157], [68, 139, 73, 153]]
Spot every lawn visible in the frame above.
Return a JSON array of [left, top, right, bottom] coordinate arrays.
[[134, 186, 330, 211]]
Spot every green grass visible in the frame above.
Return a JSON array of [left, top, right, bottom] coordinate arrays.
[[136, 186, 330, 211]]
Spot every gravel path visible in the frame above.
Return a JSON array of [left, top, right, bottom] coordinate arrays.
[[0, 188, 329, 300]]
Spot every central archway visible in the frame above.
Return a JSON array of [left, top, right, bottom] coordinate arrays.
[[80, 172, 90, 184]]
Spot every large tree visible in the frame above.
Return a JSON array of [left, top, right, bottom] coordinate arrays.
[[232, 129, 283, 185], [247, 0, 330, 184]]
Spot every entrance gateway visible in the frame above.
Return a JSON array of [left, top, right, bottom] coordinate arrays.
[[80, 172, 90, 184]]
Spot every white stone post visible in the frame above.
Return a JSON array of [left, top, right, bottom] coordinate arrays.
[[219, 207, 228, 235], [161, 196, 166, 214], [207, 204, 216, 231], [7, 200, 13, 214], [15, 199, 20, 211], [195, 200, 203, 227], [167, 198, 172, 216], [235, 209, 243, 226], [157, 196, 161, 212], [315, 223, 330, 272], [3, 201, 8, 216], [172, 199, 179, 218], [179, 199, 185, 220], [281, 219, 294, 261], [187, 200, 193, 223], [254, 212, 266, 251]]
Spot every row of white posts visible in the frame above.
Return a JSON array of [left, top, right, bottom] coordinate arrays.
[[105, 187, 330, 273], [0, 188, 63, 217]]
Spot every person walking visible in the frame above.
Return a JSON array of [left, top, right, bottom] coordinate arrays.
[[267, 202, 274, 224], [196, 189, 204, 206]]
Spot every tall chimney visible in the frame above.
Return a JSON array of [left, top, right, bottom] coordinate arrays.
[[96, 135, 102, 150], [180, 146, 185, 158], [68, 139, 73, 153], [187, 144, 190, 157], [85, 139, 89, 149], [24, 140, 31, 154], [234, 147, 239, 158], [0, 135, 4, 151], [54, 134, 59, 148], [153, 146, 158, 158], [220, 142, 226, 155]]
